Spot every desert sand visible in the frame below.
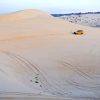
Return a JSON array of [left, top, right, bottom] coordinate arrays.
[[60, 14, 100, 27], [0, 9, 100, 99]]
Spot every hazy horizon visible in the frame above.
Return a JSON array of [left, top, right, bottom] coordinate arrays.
[[0, 0, 100, 14]]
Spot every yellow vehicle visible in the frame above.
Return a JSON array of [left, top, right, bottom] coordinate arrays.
[[73, 30, 84, 35]]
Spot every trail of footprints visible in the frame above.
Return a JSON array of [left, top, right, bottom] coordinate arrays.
[[1, 50, 100, 96], [30, 73, 42, 88], [0, 50, 49, 92]]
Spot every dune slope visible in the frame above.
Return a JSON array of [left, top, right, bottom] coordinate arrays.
[[0, 9, 100, 99]]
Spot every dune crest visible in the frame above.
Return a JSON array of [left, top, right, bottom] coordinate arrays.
[[0, 9, 50, 21]]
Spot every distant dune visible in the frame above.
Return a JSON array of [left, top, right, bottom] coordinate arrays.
[[0, 9, 100, 99], [0, 9, 51, 22], [59, 14, 100, 27]]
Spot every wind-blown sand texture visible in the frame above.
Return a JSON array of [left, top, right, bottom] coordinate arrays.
[[0, 9, 100, 99]]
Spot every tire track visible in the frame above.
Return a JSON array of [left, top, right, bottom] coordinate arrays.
[[0, 50, 51, 93], [0, 91, 37, 96], [0, 50, 71, 96], [59, 60, 100, 91], [60, 61, 93, 80]]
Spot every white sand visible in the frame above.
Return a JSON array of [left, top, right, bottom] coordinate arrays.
[[60, 14, 100, 27], [0, 9, 100, 99]]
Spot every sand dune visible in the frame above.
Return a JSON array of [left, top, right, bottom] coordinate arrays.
[[60, 14, 100, 27], [0, 9, 100, 99], [0, 9, 51, 21]]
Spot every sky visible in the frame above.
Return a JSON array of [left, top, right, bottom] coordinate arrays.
[[0, 0, 100, 14]]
